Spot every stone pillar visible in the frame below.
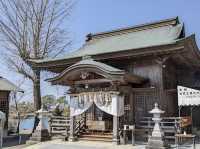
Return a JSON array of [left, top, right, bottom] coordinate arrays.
[[28, 106, 50, 144], [69, 116, 76, 141], [113, 116, 120, 145]]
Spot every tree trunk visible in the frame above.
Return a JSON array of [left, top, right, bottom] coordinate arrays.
[[32, 69, 41, 133], [16, 112, 20, 135], [33, 69, 41, 110]]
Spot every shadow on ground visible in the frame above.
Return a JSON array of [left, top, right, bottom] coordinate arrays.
[[3, 135, 30, 148]]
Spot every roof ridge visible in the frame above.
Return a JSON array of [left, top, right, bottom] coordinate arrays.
[[86, 17, 179, 41]]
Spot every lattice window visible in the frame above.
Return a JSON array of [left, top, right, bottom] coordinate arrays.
[[0, 98, 8, 113], [0, 91, 9, 130], [123, 95, 130, 125], [134, 90, 159, 124]]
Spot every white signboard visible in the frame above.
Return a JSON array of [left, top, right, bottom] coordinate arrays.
[[177, 86, 200, 106]]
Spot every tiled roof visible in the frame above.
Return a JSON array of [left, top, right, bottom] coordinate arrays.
[[32, 17, 184, 63]]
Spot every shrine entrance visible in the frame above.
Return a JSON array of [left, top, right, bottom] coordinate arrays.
[[85, 104, 113, 133], [46, 57, 145, 144], [69, 90, 125, 142]]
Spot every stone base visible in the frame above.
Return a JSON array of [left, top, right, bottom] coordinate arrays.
[[3, 129, 8, 137], [28, 129, 51, 143], [112, 137, 120, 145], [51, 135, 68, 141], [26, 140, 39, 145], [146, 137, 169, 149], [69, 136, 77, 142], [146, 146, 167, 149]]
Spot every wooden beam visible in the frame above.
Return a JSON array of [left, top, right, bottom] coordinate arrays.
[[31, 43, 184, 73], [74, 78, 112, 85]]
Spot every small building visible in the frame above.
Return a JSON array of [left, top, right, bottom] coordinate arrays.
[[31, 17, 200, 143], [0, 77, 22, 135]]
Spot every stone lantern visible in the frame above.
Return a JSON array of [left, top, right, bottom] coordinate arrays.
[[0, 111, 5, 149], [146, 103, 168, 149], [29, 105, 51, 143]]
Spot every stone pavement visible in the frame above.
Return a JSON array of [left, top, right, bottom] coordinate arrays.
[[5, 144, 29, 149], [4, 139, 200, 149], [23, 140, 145, 149]]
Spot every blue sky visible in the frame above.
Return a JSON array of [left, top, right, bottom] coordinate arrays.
[[0, 0, 200, 101], [70, 0, 200, 48]]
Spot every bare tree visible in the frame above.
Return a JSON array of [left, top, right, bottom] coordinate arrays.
[[0, 0, 73, 110], [9, 78, 25, 134], [10, 91, 24, 134]]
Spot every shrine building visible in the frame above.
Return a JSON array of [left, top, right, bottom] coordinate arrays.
[[0, 77, 22, 135], [31, 17, 200, 143]]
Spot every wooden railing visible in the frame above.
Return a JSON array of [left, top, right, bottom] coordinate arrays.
[[136, 117, 181, 140], [49, 115, 87, 139], [49, 116, 70, 138]]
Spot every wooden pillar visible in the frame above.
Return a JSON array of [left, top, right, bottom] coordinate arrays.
[[155, 56, 169, 112], [129, 92, 134, 124], [69, 116, 76, 141], [113, 116, 120, 145]]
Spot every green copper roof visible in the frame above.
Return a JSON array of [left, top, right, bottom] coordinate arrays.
[[66, 24, 182, 57], [32, 17, 184, 63], [0, 77, 23, 92], [47, 58, 145, 84], [47, 58, 125, 82], [71, 58, 125, 74]]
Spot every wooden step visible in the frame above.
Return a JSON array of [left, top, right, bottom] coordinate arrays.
[[83, 132, 112, 135], [79, 138, 112, 142], [81, 134, 112, 139], [51, 130, 66, 134], [79, 132, 113, 142], [51, 135, 66, 139], [79, 137, 112, 142]]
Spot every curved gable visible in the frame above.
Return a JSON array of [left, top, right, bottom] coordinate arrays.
[[47, 59, 145, 85]]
